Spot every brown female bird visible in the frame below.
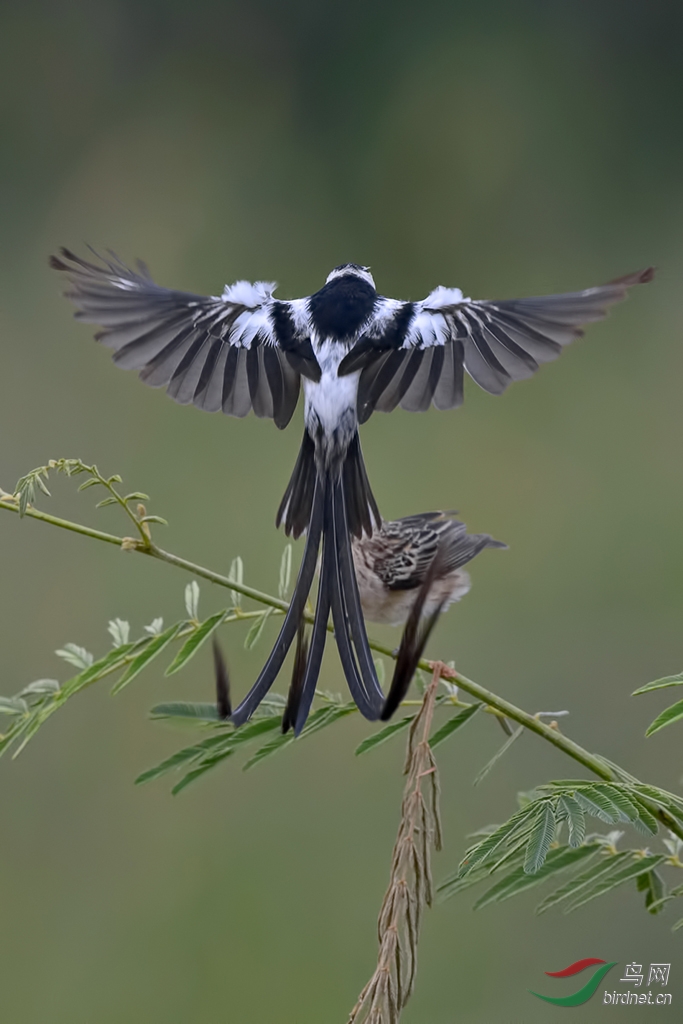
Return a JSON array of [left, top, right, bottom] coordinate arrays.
[[351, 511, 505, 626]]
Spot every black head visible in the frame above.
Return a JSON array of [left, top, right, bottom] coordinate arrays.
[[309, 264, 377, 340]]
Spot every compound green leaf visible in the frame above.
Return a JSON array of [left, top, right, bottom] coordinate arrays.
[[356, 715, 416, 756], [150, 702, 223, 721], [429, 703, 480, 749], [524, 802, 557, 874], [563, 854, 666, 914], [645, 699, 683, 737], [165, 611, 226, 675], [473, 725, 523, 786], [560, 795, 586, 848], [135, 734, 230, 784], [632, 672, 683, 695], [244, 609, 273, 650], [536, 851, 633, 914], [474, 844, 597, 909], [111, 623, 182, 694]]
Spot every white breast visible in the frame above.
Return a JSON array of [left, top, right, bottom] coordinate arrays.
[[303, 339, 360, 440]]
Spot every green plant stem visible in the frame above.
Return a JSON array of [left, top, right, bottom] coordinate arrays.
[[1, 497, 124, 545], [0, 497, 291, 611], [2, 495, 681, 841]]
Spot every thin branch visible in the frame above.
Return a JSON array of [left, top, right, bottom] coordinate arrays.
[[0, 495, 291, 613], [2, 492, 681, 842], [1, 496, 124, 546]]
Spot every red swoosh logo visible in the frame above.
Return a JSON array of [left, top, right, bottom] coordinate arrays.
[[545, 958, 606, 978]]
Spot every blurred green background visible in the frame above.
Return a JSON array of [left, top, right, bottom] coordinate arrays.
[[1, 1, 682, 1020]]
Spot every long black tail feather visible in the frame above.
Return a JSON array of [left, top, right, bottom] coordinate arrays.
[[230, 475, 325, 726], [276, 430, 317, 539], [293, 512, 333, 735], [380, 546, 448, 721], [282, 477, 384, 734], [282, 619, 309, 734], [342, 432, 381, 538], [334, 481, 385, 715], [233, 432, 386, 731], [278, 430, 380, 541], [213, 638, 232, 720], [326, 479, 381, 719]]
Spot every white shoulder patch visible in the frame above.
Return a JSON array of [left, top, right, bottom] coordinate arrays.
[[288, 298, 311, 335], [365, 297, 403, 337], [422, 285, 466, 309], [375, 297, 403, 319], [221, 279, 277, 307]]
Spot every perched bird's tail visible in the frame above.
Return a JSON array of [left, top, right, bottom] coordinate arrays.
[[438, 520, 508, 571], [231, 431, 386, 733], [380, 546, 450, 721]]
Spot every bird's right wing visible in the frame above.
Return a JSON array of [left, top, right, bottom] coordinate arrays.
[[51, 248, 320, 429], [339, 269, 654, 423]]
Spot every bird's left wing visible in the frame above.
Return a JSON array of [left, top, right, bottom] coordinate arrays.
[[339, 269, 654, 423], [369, 513, 454, 591], [51, 248, 319, 429]]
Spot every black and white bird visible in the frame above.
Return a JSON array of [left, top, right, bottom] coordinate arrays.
[[51, 250, 653, 732]]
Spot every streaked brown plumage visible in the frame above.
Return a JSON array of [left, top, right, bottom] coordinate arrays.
[[352, 511, 506, 627]]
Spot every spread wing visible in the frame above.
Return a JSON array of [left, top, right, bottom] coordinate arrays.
[[51, 248, 320, 429], [339, 269, 654, 424]]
